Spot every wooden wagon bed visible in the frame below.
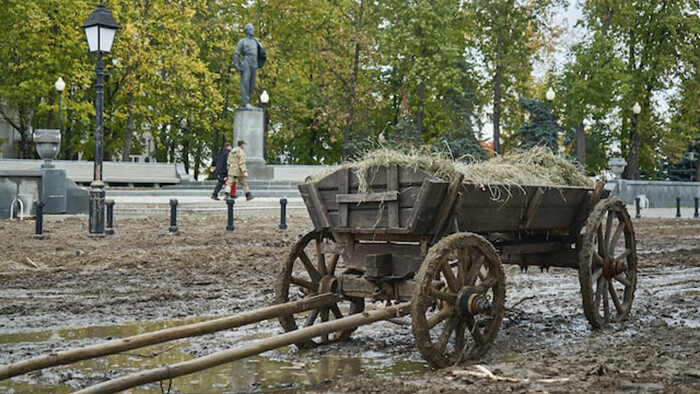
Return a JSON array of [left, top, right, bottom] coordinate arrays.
[[283, 163, 636, 368], [300, 164, 605, 236]]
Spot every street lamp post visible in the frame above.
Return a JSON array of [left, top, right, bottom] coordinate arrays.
[[55, 77, 65, 134], [545, 87, 556, 149], [82, 1, 119, 237], [260, 90, 270, 160], [629, 102, 642, 180]]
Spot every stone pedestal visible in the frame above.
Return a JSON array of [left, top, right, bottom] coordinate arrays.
[[40, 167, 67, 213], [233, 107, 273, 179]]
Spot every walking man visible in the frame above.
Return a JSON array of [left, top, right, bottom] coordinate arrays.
[[210, 142, 232, 200], [227, 140, 254, 201]]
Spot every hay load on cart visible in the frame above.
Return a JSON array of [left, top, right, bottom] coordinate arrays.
[[283, 147, 637, 367]]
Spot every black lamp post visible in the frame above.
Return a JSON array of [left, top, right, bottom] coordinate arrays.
[[82, 0, 119, 236], [55, 77, 65, 133], [545, 87, 556, 149], [260, 90, 270, 160]]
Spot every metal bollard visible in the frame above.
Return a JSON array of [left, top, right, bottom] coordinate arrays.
[[279, 198, 288, 230], [169, 199, 178, 233], [676, 197, 681, 218], [635, 197, 641, 219], [694, 197, 699, 218], [226, 198, 235, 232], [105, 199, 115, 235], [34, 201, 45, 240]]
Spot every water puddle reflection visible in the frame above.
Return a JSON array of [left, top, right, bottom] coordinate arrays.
[[0, 317, 429, 393]]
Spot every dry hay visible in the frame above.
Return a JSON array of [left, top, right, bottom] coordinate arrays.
[[312, 147, 592, 196]]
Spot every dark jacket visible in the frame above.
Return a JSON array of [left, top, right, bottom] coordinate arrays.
[[212, 147, 230, 175]]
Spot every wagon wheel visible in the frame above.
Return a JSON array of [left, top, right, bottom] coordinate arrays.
[[411, 232, 506, 368], [578, 198, 638, 329], [275, 230, 364, 348]]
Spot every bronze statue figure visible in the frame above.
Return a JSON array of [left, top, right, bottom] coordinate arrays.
[[234, 23, 266, 108]]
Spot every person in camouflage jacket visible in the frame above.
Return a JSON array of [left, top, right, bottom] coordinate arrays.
[[227, 140, 254, 201]]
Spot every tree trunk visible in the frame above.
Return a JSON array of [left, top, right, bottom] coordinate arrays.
[[193, 141, 201, 181], [696, 142, 700, 181], [623, 28, 638, 180], [576, 121, 585, 169], [122, 94, 135, 162], [342, 0, 364, 161], [493, 37, 503, 155], [182, 137, 190, 174], [416, 80, 425, 141], [19, 124, 31, 159]]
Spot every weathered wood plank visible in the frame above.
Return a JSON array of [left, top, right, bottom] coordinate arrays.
[[316, 171, 338, 190], [453, 184, 591, 232], [569, 181, 604, 239], [336, 191, 399, 204], [308, 183, 331, 228], [321, 186, 422, 210], [500, 242, 570, 255], [407, 180, 449, 233], [519, 187, 545, 229], [337, 168, 349, 227], [387, 164, 400, 228], [430, 173, 464, 243], [298, 183, 322, 229]]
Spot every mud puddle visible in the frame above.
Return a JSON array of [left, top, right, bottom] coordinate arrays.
[[0, 317, 428, 393], [1, 216, 699, 392]]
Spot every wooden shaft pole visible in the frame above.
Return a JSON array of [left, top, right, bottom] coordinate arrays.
[[0, 294, 340, 381], [76, 302, 411, 394]]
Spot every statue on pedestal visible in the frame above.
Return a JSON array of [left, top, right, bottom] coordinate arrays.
[[234, 24, 266, 109]]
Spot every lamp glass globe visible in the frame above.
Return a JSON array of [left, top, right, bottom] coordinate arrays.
[[632, 102, 641, 114], [55, 77, 66, 92], [546, 87, 556, 101]]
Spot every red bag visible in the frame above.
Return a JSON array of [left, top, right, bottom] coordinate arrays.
[[230, 180, 237, 196]]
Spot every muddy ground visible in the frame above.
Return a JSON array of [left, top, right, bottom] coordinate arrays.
[[0, 214, 698, 393]]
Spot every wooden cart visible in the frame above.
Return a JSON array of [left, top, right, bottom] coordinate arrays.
[[276, 164, 638, 368]]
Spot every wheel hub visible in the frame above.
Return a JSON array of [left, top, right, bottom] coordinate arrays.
[[602, 255, 628, 279], [457, 288, 491, 317], [319, 275, 338, 294]]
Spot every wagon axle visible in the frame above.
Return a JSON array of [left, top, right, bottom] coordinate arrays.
[[457, 288, 492, 317]]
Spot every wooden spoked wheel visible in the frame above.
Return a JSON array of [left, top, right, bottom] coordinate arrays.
[[579, 198, 638, 328], [275, 231, 364, 348], [411, 232, 506, 368]]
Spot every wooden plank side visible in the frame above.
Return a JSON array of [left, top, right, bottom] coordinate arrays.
[[430, 174, 464, 240], [569, 181, 603, 238], [308, 183, 331, 228], [331, 208, 414, 231], [398, 166, 434, 186], [387, 164, 400, 228], [336, 191, 399, 203], [315, 170, 338, 190], [298, 183, 323, 229], [319, 186, 421, 210], [527, 188, 589, 230], [407, 181, 449, 233], [406, 179, 432, 230], [519, 187, 545, 229], [454, 185, 528, 232], [454, 184, 591, 232], [337, 168, 349, 227], [347, 165, 433, 191], [349, 167, 386, 191]]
